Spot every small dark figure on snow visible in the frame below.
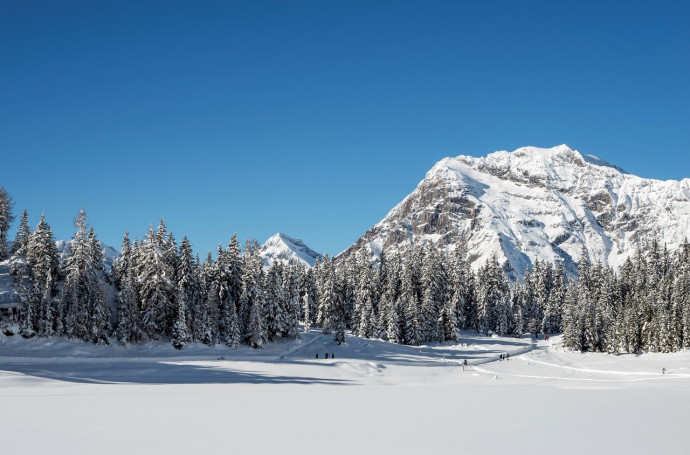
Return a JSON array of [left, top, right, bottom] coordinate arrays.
[[331, 353, 335, 359], [316, 353, 319, 359], [506, 353, 510, 360], [499, 354, 503, 361], [662, 368, 666, 375], [325, 353, 329, 359], [463, 359, 468, 366]]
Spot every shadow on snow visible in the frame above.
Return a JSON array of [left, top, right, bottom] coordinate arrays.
[[0, 360, 353, 386]]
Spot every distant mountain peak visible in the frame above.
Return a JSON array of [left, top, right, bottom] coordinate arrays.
[[340, 145, 690, 279], [259, 233, 320, 268]]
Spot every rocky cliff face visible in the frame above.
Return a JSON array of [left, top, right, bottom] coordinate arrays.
[[340, 145, 690, 278]]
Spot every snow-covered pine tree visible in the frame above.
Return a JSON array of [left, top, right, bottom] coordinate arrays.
[[61, 211, 110, 343], [378, 251, 401, 341], [247, 289, 266, 349], [439, 292, 458, 342], [226, 297, 242, 348], [137, 225, 176, 339], [114, 271, 141, 344], [638, 243, 658, 352], [399, 253, 421, 345], [219, 234, 244, 342], [111, 232, 132, 288], [672, 241, 690, 349], [531, 260, 551, 335], [448, 248, 466, 333], [0, 186, 13, 260], [302, 290, 311, 334], [264, 261, 287, 341], [283, 264, 301, 339], [316, 254, 336, 334], [521, 266, 538, 335], [171, 282, 190, 349], [510, 281, 525, 336], [561, 279, 582, 351], [543, 261, 566, 334], [460, 261, 477, 332], [476, 256, 509, 335], [37, 266, 54, 337], [580, 263, 600, 352], [419, 244, 448, 342], [177, 236, 202, 342], [339, 257, 357, 332], [11, 209, 30, 256], [197, 251, 215, 343], [354, 249, 375, 338], [87, 226, 111, 343], [23, 213, 59, 336], [62, 211, 93, 340], [89, 276, 111, 345], [241, 240, 266, 346], [299, 266, 318, 325], [212, 244, 228, 338], [198, 281, 219, 345], [599, 268, 619, 353], [332, 295, 347, 345]]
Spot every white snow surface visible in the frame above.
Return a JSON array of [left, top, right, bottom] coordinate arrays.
[[1, 330, 689, 454], [344, 145, 690, 276], [259, 232, 320, 267]]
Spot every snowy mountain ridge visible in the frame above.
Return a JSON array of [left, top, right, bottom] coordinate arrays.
[[259, 233, 321, 268], [340, 144, 690, 277]]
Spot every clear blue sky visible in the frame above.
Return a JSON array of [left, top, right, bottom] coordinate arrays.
[[2, 0, 689, 256]]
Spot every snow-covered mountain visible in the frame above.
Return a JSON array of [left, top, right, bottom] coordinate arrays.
[[259, 233, 320, 268], [340, 145, 690, 278]]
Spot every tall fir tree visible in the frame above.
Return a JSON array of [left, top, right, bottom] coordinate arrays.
[[11, 209, 30, 256], [316, 254, 336, 334], [137, 225, 176, 339], [241, 240, 266, 346], [21, 213, 59, 337], [114, 271, 141, 344], [0, 186, 13, 260], [171, 282, 190, 349], [264, 261, 288, 341]]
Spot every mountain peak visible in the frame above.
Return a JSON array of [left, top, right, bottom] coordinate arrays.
[[341, 145, 690, 279], [259, 233, 320, 268]]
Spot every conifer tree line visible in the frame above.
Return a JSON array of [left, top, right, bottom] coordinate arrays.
[[2, 185, 690, 353]]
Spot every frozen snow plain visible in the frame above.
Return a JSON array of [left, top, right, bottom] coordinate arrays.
[[2, 331, 689, 454]]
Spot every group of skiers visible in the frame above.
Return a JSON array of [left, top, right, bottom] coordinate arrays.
[[499, 353, 510, 361], [315, 353, 335, 359]]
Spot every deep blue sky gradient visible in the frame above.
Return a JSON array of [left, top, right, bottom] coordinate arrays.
[[1, 1, 689, 255]]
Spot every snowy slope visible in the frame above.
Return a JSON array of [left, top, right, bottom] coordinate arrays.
[[259, 233, 320, 267], [1, 331, 690, 455], [341, 145, 690, 277]]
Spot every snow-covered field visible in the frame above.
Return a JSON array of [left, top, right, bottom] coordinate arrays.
[[2, 331, 689, 454]]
